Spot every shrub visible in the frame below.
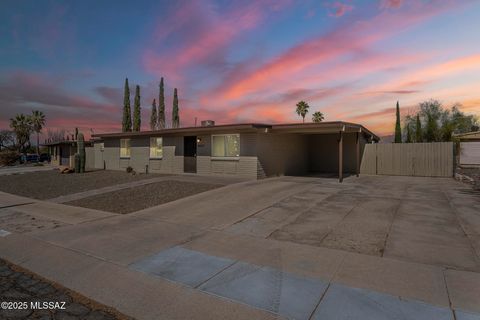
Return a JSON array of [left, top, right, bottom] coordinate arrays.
[[126, 166, 133, 173], [0, 150, 20, 166]]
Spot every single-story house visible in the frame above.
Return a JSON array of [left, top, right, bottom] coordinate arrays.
[[91, 121, 379, 182], [454, 131, 480, 167], [43, 140, 93, 167]]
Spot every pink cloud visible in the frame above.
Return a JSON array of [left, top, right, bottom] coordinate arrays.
[[328, 2, 354, 17], [217, 0, 461, 103], [0, 71, 122, 138], [380, 0, 404, 9], [142, 0, 292, 82]]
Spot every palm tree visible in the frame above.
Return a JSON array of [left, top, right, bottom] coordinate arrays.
[[30, 110, 46, 154], [296, 101, 310, 123], [312, 111, 324, 123], [10, 114, 33, 153]]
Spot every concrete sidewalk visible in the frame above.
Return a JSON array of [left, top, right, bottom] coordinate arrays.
[[0, 175, 480, 319]]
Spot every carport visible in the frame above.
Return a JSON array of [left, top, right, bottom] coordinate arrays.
[[267, 122, 379, 182]]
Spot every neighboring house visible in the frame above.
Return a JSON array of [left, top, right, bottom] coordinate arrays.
[[454, 131, 480, 167], [43, 140, 93, 167], [92, 121, 379, 182]]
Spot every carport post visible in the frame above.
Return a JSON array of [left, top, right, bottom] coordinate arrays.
[[356, 131, 360, 177], [339, 130, 343, 183]]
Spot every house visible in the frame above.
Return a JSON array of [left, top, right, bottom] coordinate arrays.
[[43, 139, 93, 167], [454, 131, 480, 167], [92, 121, 379, 182]]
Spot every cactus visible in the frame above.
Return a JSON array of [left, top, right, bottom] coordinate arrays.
[[77, 132, 86, 173], [74, 153, 80, 173]]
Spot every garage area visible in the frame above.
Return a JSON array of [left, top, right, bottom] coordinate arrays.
[[255, 123, 378, 181]]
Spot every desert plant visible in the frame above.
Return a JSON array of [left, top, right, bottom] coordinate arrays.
[[74, 153, 80, 173], [31, 110, 46, 155], [10, 114, 33, 153], [77, 132, 86, 173], [172, 88, 179, 128], [0, 150, 20, 166], [312, 111, 324, 123], [394, 101, 402, 143], [122, 78, 132, 132], [0, 130, 15, 151], [150, 99, 157, 131], [133, 85, 141, 131], [158, 77, 166, 129], [296, 101, 310, 123]]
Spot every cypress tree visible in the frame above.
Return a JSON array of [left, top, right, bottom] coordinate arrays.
[[394, 101, 402, 143], [415, 114, 422, 142], [133, 85, 141, 132], [425, 113, 437, 142], [150, 99, 157, 131], [158, 77, 166, 129], [405, 124, 412, 143], [172, 88, 179, 128], [122, 78, 132, 132]]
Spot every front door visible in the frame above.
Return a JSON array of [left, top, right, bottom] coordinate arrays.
[[184, 136, 197, 173]]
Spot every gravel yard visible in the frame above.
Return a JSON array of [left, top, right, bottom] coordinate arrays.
[[65, 180, 222, 214], [0, 259, 130, 320], [0, 170, 166, 200]]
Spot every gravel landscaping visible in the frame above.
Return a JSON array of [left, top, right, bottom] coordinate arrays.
[[0, 259, 131, 320], [65, 180, 222, 214], [0, 170, 166, 200]]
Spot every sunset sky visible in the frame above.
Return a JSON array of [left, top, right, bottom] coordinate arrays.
[[1, 0, 479, 138]]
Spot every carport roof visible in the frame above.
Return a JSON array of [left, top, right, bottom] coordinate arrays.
[[92, 121, 379, 141]]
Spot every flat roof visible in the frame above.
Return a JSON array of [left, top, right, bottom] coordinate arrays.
[[92, 121, 379, 141], [41, 140, 93, 146]]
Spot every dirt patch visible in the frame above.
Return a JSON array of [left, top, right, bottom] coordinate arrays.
[[0, 170, 166, 200], [65, 180, 222, 214], [0, 258, 132, 320]]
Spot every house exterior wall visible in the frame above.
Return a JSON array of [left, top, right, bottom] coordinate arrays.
[[256, 133, 309, 177], [309, 133, 366, 173], [94, 142, 104, 169], [96, 133, 258, 178], [94, 129, 368, 178], [459, 142, 480, 166], [85, 147, 95, 169], [195, 133, 258, 179]]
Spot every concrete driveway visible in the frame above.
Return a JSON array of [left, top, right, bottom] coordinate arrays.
[[1, 175, 479, 320]]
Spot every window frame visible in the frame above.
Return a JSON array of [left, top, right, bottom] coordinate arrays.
[[211, 134, 240, 160], [120, 138, 131, 158], [149, 137, 163, 159]]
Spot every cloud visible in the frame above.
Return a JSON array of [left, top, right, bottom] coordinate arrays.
[[328, 2, 354, 17], [380, 0, 404, 9], [94, 86, 122, 105], [213, 1, 456, 103], [142, 0, 291, 83], [0, 71, 121, 137]]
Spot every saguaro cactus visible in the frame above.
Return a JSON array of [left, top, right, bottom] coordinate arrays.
[[74, 153, 80, 173], [77, 132, 86, 173]]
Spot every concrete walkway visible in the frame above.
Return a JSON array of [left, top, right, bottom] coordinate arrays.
[[0, 175, 480, 319]]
